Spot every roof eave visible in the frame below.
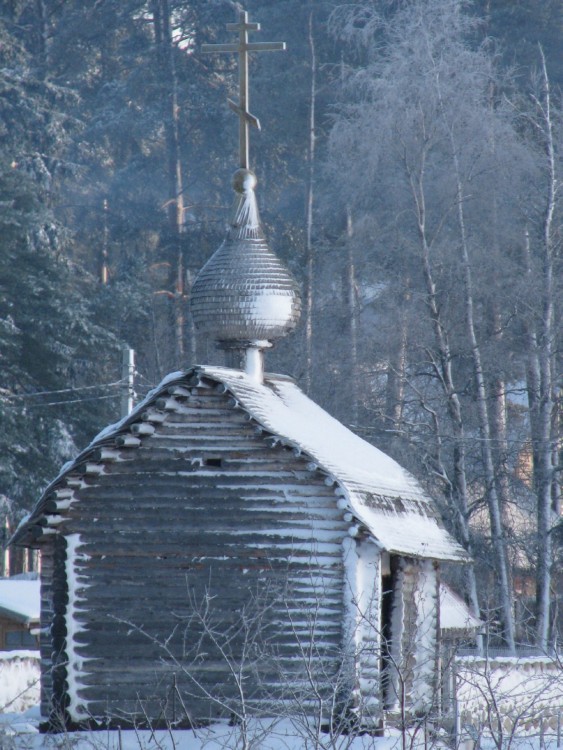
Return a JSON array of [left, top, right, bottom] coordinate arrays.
[[0, 606, 38, 624]]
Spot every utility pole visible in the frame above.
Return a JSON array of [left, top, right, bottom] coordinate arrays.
[[121, 347, 136, 417], [101, 198, 109, 285], [1, 517, 9, 577]]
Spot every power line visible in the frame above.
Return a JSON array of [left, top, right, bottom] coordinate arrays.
[[2, 380, 125, 401], [5, 393, 121, 409]]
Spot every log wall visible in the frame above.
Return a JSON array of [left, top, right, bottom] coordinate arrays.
[[47, 383, 351, 725]]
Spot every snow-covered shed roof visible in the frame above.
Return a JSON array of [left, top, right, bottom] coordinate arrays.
[[440, 583, 482, 633], [0, 578, 40, 624], [12, 366, 468, 562]]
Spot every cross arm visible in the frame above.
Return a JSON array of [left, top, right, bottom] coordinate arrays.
[[201, 42, 286, 54]]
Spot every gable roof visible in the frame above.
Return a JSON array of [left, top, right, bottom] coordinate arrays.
[[11, 366, 468, 562]]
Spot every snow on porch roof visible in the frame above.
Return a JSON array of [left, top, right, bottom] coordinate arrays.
[[12, 366, 468, 562], [0, 579, 40, 624], [440, 583, 482, 633]]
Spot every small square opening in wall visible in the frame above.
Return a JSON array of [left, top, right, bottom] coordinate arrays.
[[205, 457, 223, 468]]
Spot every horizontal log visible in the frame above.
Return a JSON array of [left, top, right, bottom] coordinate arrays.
[[72, 624, 342, 648], [65, 570, 343, 596], [64, 502, 344, 524], [78, 668, 188, 687], [71, 627, 344, 650], [66, 501, 344, 521], [65, 526, 346, 547], [63, 535, 345, 555], [65, 577, 344, 605], [75, 649, 342, 680], [69, 577, 342, 602], [76, 668, 343, 703], [66, 575, 343, 602], [130, 422, 155, 436], [166, 385, 192, 398], [114, 444, 312, 465], [64, 507, 344, 527], [140, 409, 167, 424], [155, 397, 181, 411], [78, 694, 193, 717], [69, 602, 344, 629], [162, 400, 243, 413], [115, 435, 141, 448], [63, 521, 345, 543], [65, 533, 342, 560], [93, 459, 308, 478], [88, 447, 123, 463], [77, 644, 343, 669], [65, 501, 339, 522], [78, 475, 331, 495], [71, 623, 344, 648], [60, 537, 346, 562], [147, 428, 258, 443], [77, 472, 334, 493], [64, 570, 344, 594], [153, 400, 237, 417]]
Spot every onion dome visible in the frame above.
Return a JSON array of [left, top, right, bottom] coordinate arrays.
[[191, 168, 301, 347]]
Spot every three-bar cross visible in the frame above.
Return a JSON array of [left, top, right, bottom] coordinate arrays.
[[202, 10, 285, 171]]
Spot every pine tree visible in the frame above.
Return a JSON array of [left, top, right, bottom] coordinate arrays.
[[0, 8, 120, 531]]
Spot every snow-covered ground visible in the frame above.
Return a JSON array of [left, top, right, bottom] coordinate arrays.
[[0, 711, 415, 750], [0, 651, 40, 713], [2, 708, 562, 750], [2, 652, 561, 750]]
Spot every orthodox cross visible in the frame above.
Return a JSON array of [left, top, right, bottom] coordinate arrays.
[[202, 10, 285, 171]]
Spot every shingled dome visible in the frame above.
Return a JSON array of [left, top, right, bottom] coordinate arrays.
[[190, 168, 301, 345]]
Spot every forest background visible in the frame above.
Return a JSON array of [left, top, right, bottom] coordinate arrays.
[[0, 0, 561, 652]]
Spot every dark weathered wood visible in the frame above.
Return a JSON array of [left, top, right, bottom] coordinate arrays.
[[33, 382, 354, 726], [76, 477, 334, 497], [64, 500, 338, 521]]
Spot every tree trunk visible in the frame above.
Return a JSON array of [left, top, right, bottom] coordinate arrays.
[[449, 142, 515, 652], [405, 146, 481, 643], [489, 361, 512, 540], [304, 11, 317, 394], [34, 0, 48, 78], [530, 50, 557, 651], [385, 283, 409, 434], [430, 64, 515, 650], [485, 100, 513, 551], [152, 0, 187, 366], [346, 207, 359, 426]]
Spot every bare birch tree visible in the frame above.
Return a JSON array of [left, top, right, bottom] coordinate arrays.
[[326, 0, 547, 647], [521, 49, 561, 650]]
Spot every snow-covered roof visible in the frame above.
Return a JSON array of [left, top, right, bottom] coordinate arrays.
[[439, 583, 482, 633], [205, 368, 467, 561], [11, 366, 468, 562], [0, 579, 40, 623]]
